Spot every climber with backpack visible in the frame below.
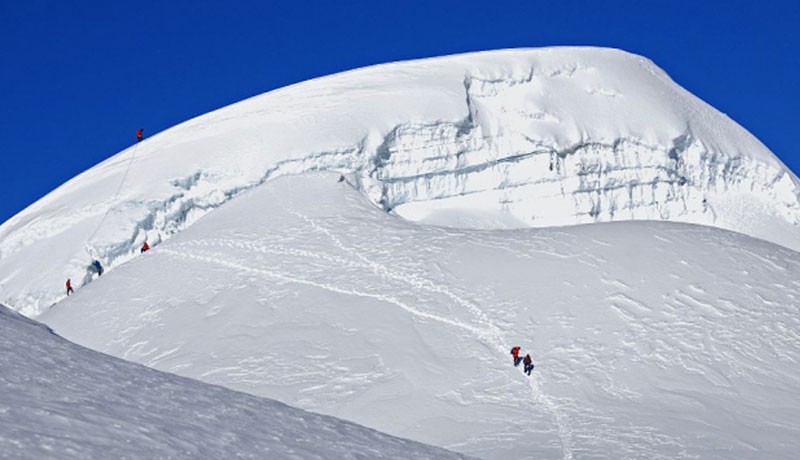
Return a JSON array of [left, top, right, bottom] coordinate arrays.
[[91, 259, 104, 276], [523, 354, 534, 376], [136, 128, 144, 142], [66, 278, 74, 296], [141, 241, 150, 253]]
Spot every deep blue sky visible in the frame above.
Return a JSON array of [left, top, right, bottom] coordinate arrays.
[[1, 1, 798, 224]]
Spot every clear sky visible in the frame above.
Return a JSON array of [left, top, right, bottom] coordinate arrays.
[[1, 1, 798, 224]]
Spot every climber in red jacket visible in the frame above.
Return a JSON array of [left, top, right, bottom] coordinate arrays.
[[510, 346, 522, 367]]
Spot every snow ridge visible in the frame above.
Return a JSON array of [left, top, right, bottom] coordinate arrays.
[[0, 304, 474, 460]]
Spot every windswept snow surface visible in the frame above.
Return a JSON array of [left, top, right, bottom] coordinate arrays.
[[0, 303, 472, 460], [44, 174, 800, 460], [2, 47, 800, 315]]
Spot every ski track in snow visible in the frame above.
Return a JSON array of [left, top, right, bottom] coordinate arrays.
[[275, 199, 576, 460], [160, 247, 488, 337], [159, 189, 575, 460]]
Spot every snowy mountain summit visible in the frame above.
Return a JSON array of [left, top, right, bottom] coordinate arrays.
[[1, 47, 799, 315]]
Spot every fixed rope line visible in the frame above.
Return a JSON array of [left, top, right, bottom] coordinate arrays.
[[85, 142, 141, 253]]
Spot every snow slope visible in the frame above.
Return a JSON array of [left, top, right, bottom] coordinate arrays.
[[2, 47, 800, 315], [43, 173, 800, 460], [0, 302, 473, 460]]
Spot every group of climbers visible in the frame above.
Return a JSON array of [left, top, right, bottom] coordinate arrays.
[[510, 345, 535, 376], [63, 129, 150, 298], [63, 241, 151, 296]]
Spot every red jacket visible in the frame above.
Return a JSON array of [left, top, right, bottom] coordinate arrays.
[[523, 355, 532, 365], [141, 242, 150, 252], [66, 279, 71, 289], [511, 347, 520, 358]]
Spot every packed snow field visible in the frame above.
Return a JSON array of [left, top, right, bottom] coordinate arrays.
[[43, 174, 800, 460], [1, 47, 799, 315], [0, 303, 473, 460]]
